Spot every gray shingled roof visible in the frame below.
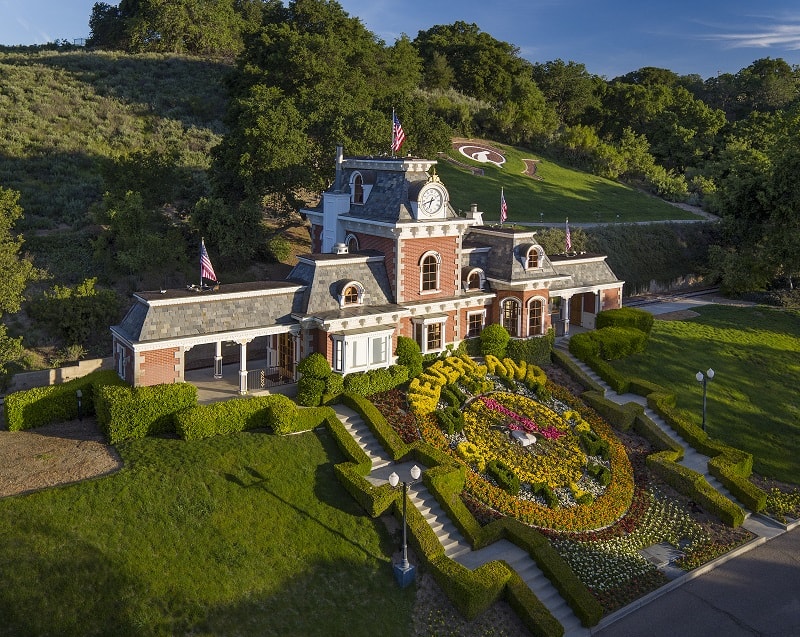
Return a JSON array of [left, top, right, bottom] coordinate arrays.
[[549, 256, 621, 289], [287, 251, 398, 317], [114, 283, 305, 343]]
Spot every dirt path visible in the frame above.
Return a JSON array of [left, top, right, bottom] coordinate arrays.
[[0, 418, 122, 498]]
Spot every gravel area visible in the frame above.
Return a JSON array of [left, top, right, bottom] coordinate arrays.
[[0, 417, 122, 498]]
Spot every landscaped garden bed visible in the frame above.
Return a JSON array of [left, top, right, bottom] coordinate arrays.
[[369, 358, 757, 616]]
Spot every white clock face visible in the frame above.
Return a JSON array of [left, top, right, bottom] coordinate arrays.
[[420, 187, 444, 215]]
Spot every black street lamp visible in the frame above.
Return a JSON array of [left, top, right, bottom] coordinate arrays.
[[695, 368, 714, 431], [388, 464, 422, 588]]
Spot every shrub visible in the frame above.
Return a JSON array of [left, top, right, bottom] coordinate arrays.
[[296, 352, 331, 379], [95, 382, 197, 443], [487, 459, 520, 496], [505, 328, 555, 366], [296, 376, 325, 406], [435, 406, 464, 435], [480, 323, 510, 359], [4, 370, 125, 431], [596, 306, 655, 335], [263, 394, 299, 434], [395, 336, 423, 378], [456, 441, 486, 472]]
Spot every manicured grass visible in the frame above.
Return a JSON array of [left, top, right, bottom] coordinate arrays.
[[0, 429, 414, 637], [438, 143, 695, 224], [610, 304, 800, 483]]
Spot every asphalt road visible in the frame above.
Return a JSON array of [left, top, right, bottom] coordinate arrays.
[[593, 525, 800, 637]]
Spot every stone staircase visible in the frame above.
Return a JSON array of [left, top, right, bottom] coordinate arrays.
[[332, 404, 393, 470], [331, 400, 591, 636], [555, 338, 740, 498]]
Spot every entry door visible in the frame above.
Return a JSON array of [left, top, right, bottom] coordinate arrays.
[[570, 295, 583, 327], [278, 333, 295, 379]]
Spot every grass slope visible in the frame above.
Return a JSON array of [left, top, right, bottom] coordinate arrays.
[[0, 430, 413, 637], [610, 304, 800, 482], [438, 142, 695, 223]]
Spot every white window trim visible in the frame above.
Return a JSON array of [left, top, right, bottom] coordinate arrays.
[[345, 233, 359, 253], [412, 315, 447, 354], [463, 267, 485, 291], [501, 298, 522, 337], [338, 280, 365, 309], [525, 246, 544, 270], [419, 250, 442, 294], [331, 328, 394, 374], [466, 309, 486, 338], [527, 296, 547, 336]]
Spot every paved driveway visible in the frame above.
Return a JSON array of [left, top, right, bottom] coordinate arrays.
[[594, 525, 800, 636]]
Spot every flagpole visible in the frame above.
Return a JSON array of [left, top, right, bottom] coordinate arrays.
[[200, 237, 204, 288], [500, 188, 503, 226], [391, 108, 395, 157]]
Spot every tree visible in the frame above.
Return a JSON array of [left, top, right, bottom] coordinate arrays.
[[0, 188, 37, 376], [765, 145, 800, 289], [530, 59, 601, 126]]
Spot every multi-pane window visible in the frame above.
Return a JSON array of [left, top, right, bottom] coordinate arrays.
[[529, 299, 543, 335], [421, 254, 439, 291], [343, 285, 359, 305], [527, 248, 539, 269], [427, 322, 442, 350], [467, 312, 483, 338], [502, 299, 520, 337]]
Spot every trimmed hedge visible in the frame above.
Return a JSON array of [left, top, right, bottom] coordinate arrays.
[[95, 382, 197, 443], [550, 349, 605, 394], [580, 391, 642, 432], [647, 452, 745, 527], [569, 327, 647, 362], [342, 365, 409, 397], [487, 459, 520, 496], [4, 370, 126, 431], [505, 328, 555, 367], [339, 392, 410, 460], [596, 306, 654, 335]]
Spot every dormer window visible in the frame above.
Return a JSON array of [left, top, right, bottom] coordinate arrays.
[[338, 280, 365, 308], [464, 267, 485, 291], [345, 233, 359, 253], [343, 285, 359, 305], [353, 174, 364, 204], [526, 247, 539, 269]]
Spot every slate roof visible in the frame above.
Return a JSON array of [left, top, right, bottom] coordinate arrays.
[[287, 250, 402, 318], [548, 255, 621, 289], [114, 281, 305, 343]]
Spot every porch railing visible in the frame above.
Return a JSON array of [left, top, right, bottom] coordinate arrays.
[[245, 366, 296, 391]]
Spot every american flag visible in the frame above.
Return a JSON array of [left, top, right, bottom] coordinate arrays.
[[500, 189, 508, 224], [392, 113, 405, 152], [565, 218, 572, 252], [200, 239, 217, 282]]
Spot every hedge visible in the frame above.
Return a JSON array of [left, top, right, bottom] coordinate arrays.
[[3, 370, 126, 431], [339, 392, 410, 460], [95, 382, 197, 443], [342, 365, 409, 397], [550, 349, 605, 394], [580, 390, 642, 432], [646, 452, 746, 527], [505, 328, 555, 367], [596, 306, 655, 335]]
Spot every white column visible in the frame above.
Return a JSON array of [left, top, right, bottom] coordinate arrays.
[[563, 295, 571, 335], [238, 340, 251, 394], [214, 341, 223, 379]]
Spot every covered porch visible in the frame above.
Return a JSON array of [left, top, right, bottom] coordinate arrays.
[[185, 362, 298, 404]]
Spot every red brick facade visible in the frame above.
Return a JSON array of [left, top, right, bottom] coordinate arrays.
[[139, 347, 180, 386], [398, 235, 459, 302]]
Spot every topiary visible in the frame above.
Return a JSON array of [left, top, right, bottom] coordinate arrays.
[[480, 323, 510, 359], [297, 352, 332, 379], [395, 336, 423, 378]]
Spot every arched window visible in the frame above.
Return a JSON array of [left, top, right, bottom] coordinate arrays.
[[526, 247, 540, 269], [420, 252, 441, 292], [528, 298, 544, 335], [345, 234, 359, 253], [353, 174, 364, 204], [501, 298, 520, 337], [343, 285, 360, 305], [466, 269, 483, 290]]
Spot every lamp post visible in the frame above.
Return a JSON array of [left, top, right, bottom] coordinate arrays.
[[388, 464, 422, 588], [695, 368, 714, 431], [76, 389, 83, 421]]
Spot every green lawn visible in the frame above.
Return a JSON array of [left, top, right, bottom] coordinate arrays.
[[0, 429, 414, 637], [437, 143, 695, 224], [610, 304, 800, 483]]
